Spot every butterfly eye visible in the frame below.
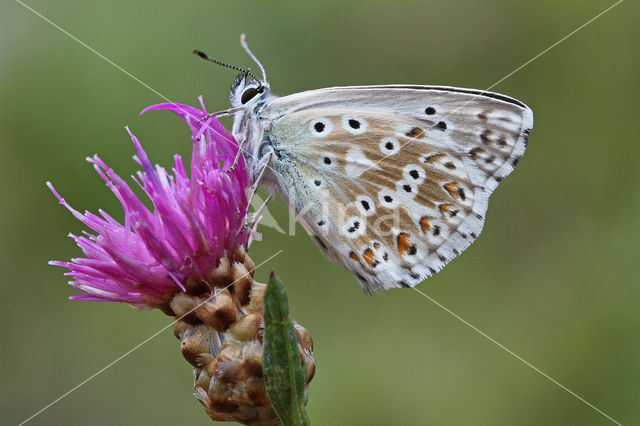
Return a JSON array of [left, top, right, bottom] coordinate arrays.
[[241, 87, 260, 104]]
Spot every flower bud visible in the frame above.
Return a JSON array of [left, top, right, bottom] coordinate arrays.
[[168, 254, 315, 425], [195, 289, 238, 332]]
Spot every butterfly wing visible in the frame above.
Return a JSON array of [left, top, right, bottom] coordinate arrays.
[[259, 85, 533, 293]]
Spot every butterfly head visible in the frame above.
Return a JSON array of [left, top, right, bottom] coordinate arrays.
[[193, 36, 276, 186], [229, 74, 270, 108]]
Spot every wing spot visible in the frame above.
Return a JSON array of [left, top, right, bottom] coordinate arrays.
[[397, 232, 411, 256], [437, 121, 447, 130], [397, 234, 418, 256], [343, 116, 368, 134], [480, 129, 493, 144], [433, 225, 441, 236], [420, 217, 431, 233], [424, 153, 446, 163], [470, 232, 477, 238], [344, 217, 365, 238], [317, 220, 325, 226], [382, 252, 389, 261], [363, 248, 376, 267], [349, 251, 361, 264], [469, 147, 484, 159], [425, 107, 436, 115], [314, 179, 321, 186], [406, 127, 425, 138], [443, 182, 465, 200], [452, 248, 460, 255], [380, 137, 400, 155], [379, 189, 399, 209], [444, 161, 456, 169], [357, 196, 376, 217], [323, 157, 332, 165], [478, 110, 491, 120], [310, 118, 331, 136], [399, 280, 410, 288]]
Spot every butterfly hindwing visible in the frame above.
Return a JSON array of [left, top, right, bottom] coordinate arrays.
[[258, 85, 533, 292]]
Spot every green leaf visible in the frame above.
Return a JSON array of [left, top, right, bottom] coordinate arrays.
[[263, 271, 310, 426]]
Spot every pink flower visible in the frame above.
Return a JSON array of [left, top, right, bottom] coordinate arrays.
[[49, 98, 249, 308]]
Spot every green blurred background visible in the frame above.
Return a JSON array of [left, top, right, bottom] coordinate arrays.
[[1, 0, 638, 424]]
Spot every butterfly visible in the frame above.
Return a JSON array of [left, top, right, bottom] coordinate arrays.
[[195, 35, 533, 294]]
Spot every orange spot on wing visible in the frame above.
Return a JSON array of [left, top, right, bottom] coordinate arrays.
[[373, 242, 380, 249], [444, 183, 460, 199], [363, 248, 375, 267], [349, 251, 361, 264], [396, 233, 411, 256], [439, 204, 451, 213], [420, 217, 431, 233]]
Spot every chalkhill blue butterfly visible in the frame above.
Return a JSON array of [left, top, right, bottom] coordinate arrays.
[[195, 35, 533, 293]]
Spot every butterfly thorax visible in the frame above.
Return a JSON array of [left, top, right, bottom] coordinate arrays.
[[228, 74, 280, 185]]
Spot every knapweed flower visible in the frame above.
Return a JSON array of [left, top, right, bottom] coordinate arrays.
[[49, 98, 315, 425], [49, 98, 248, 309]]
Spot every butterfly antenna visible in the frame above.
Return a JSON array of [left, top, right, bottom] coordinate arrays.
[[193, 49, 262, 85], [240, 34, 267, 83]]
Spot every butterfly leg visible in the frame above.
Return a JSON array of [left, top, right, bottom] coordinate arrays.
[[244, 152, 274, 248], [246, 150, 272, 208], [246, 190, 274, 248], [198, 105, 246, 123], [226, 135, 254, 174]]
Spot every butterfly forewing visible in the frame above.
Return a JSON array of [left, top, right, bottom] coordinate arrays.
[[258, 85, 533, 292]]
